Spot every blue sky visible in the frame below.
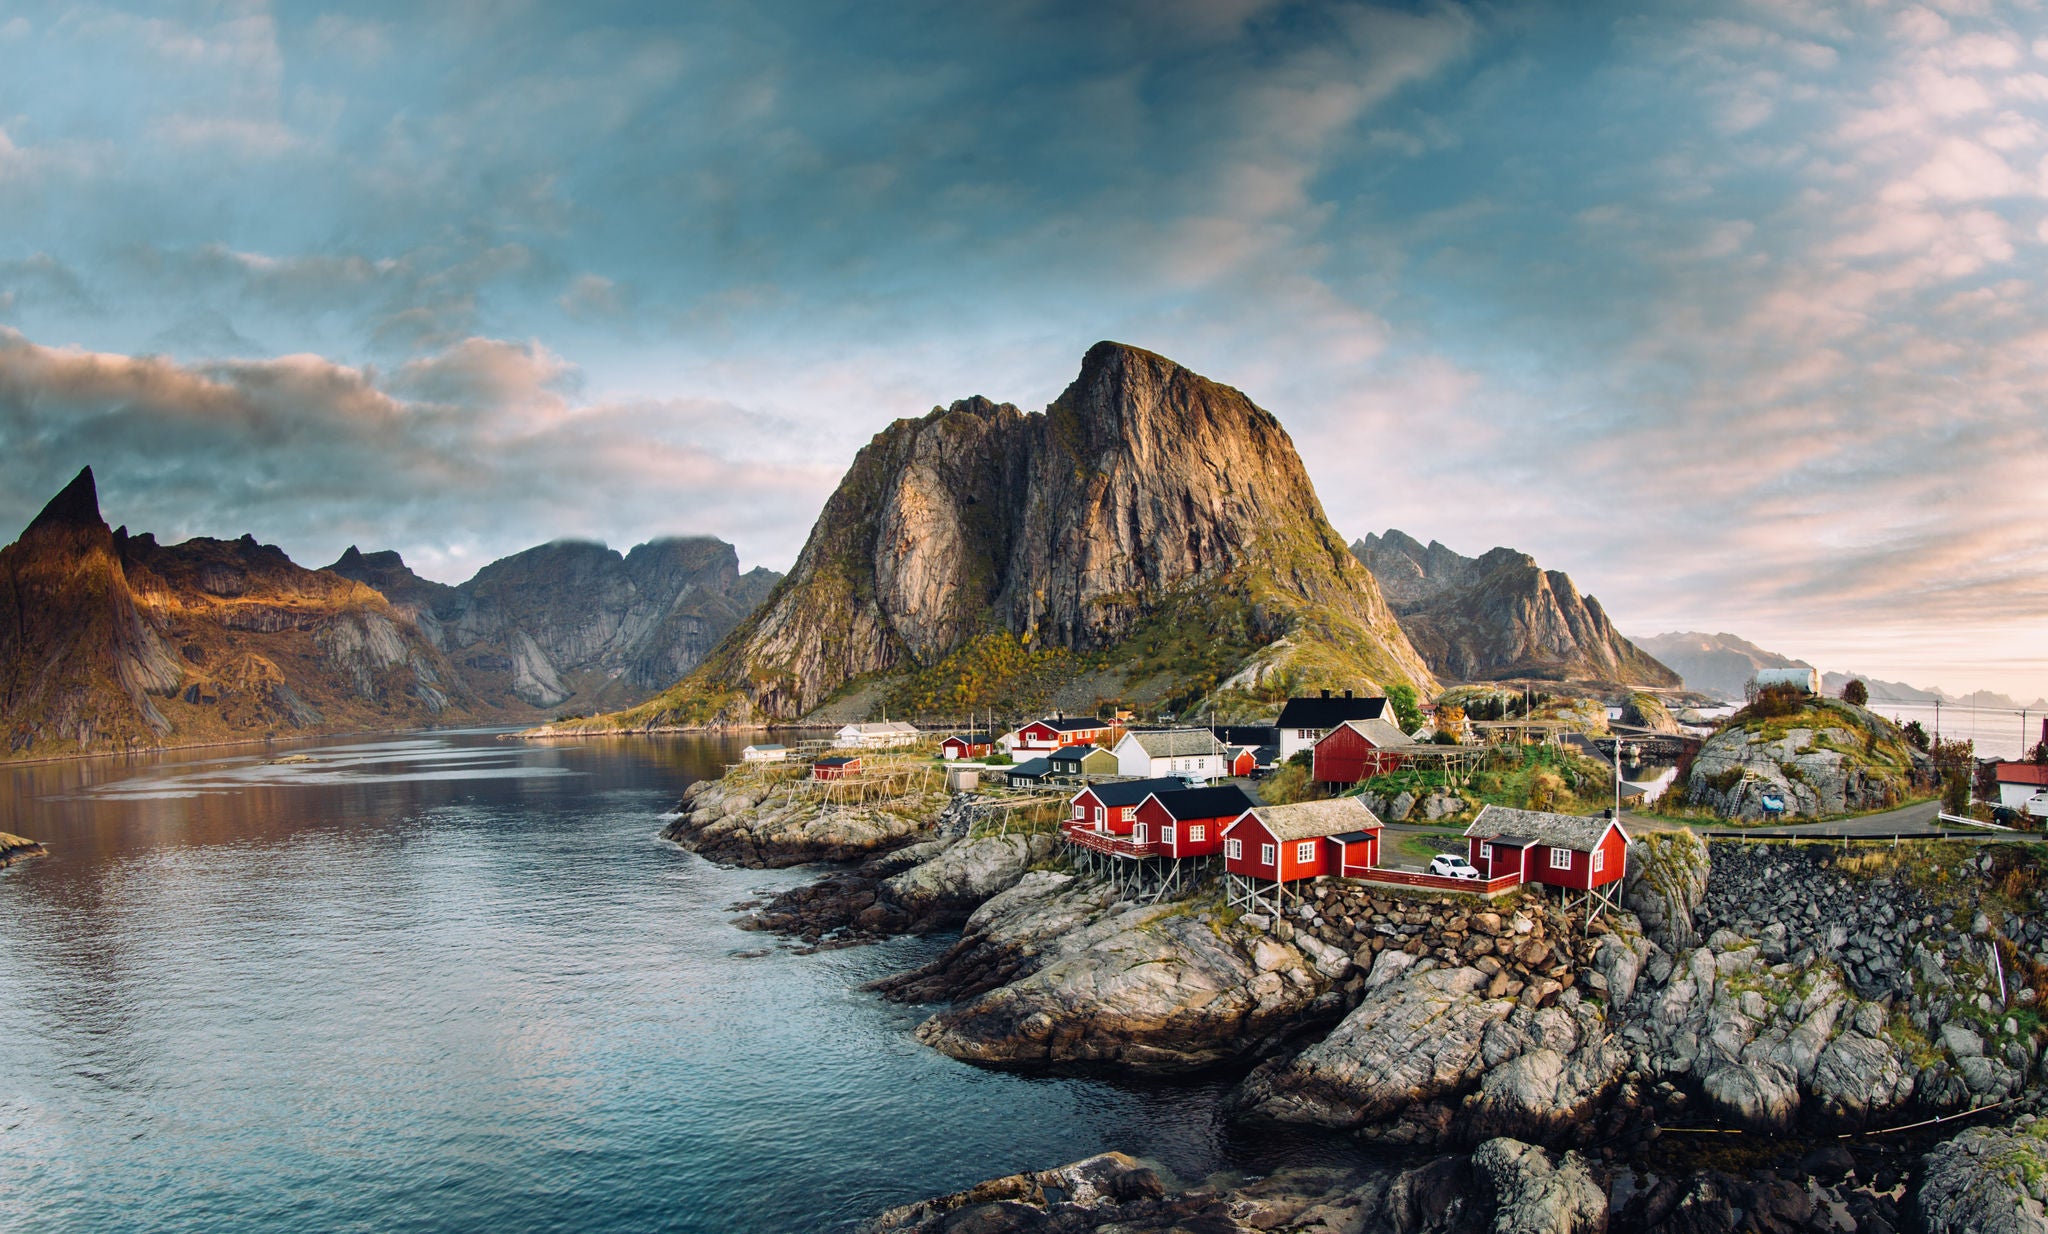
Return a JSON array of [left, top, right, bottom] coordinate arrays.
[[2, 0, 2045, 699]]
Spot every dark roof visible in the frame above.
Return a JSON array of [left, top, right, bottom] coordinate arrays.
[[1082, 777, 1186, 807], [1143, 785, 1256, 820], [1050, 743, 1099, 760], [1332, 830, 1378, 844], [1486, 834, 1535, 848], [1008, 757, 1053, 778], [1252, 744, 1279, 764], [814, 756, 859, 767], [1034, 716, 1110, 732], [1275, 695, 1389, 729], [1213, 725, 1278, 747]]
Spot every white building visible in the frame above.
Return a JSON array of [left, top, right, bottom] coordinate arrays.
[[1112, 728, 1227, 782], [834, 721, 921, 749], [1994, 763, 2048, 808], [741, 744, 789, 763]]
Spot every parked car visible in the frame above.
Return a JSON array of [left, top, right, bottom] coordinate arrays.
[[1428, 853, 1481, 880]]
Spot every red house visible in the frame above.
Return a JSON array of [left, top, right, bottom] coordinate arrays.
[[1067, 777, 1185, 837], [1005, 716, 1117, 755], [1312, 717, 1417, 788], [1226, 746, 1259, 778], [1462, 806, 1628, 897], [1222, 798, 1384, 908], [940, 735, 993, 760], [812, 755, 861, 781], [1134, 785, 1256, 858]]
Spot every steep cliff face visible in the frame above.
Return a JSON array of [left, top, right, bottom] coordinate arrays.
[[610, 342, 1435, 724], [1354, 530, 1678, 688], [1632, 632, 1813, 703], [327, 538, 780, 712], [0, 469, 466, 758]]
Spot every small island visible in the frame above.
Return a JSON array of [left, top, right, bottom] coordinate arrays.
[[0, 831, 48, 868]]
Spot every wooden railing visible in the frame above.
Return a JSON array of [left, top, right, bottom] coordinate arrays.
[[1349, 867, 1523, 896], [1061, 826, 1156, 857]]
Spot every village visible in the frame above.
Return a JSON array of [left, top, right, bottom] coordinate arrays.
[[723, 689, 1641, 921]]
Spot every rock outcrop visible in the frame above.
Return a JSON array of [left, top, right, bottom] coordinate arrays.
[[0, 831, 48, 867], [1915, 1119, 2048, 1234], [1354, 530, 1678, 688], [0, 468, 468, 759], [1684, 697, 1920, 820], [582, 342, 1434, 728], [1633, 631, 1814, 703], [328, 537, 778, 712], [662, 775, 946, 868]]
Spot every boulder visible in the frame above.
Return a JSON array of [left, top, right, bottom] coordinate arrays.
[[1470, 1138, 1607, 1234], [1915, 1123, 2048, 1234], [1622, 830, 1709, 951], [1700, 1060, 1799, 1133], [1808, 1033, 1914, 1131], [881, 833, 1054, 928]]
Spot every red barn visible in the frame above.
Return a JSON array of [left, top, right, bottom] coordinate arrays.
[[1222, 797, 1384, 908], [1135, 785, 1256, 858], [940, 735, 992, 760], [1311, 718, 1417, 788], [812, 755, 861, 781], [1462, 806, 1628, 897]]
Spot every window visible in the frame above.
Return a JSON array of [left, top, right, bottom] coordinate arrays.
[[1592, 848, 1604, 873], [1296, 841, 1316, 864], [1479, 842, 1493, 860], [1225, 838, 1242, 859], [1261, 843, 1277, 865], [1161, 825, 1175, 845], [1121, 806, 1134, 822], [1189, 825, 1205, 843], [1549, 847, 1572, 870]]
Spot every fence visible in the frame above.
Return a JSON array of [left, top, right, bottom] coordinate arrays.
[[1349, 867, 1524, 897]]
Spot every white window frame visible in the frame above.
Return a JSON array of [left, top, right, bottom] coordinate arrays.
[[1225, 838, 1242, 859], [1479, 842, 1493, 860], [1094, 806, 1104, 824], [1161, 824, 1175, 845], [1592, 848, 1605, 873], [1261, 843, 1277, 865], [1189, 824, 1205, 843], [1549, 846, 1573, 870], [1296, 841, 1316, 864]]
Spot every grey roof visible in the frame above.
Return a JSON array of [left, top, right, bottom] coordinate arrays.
[[1007, 757, 1053, 779], [1239, 797, 1384, 841], [1332, 717, 1417, 749], [1463, 806, 1622, 853], [1122, 728, 1225, 758], [1037, 716, 1112, 732]]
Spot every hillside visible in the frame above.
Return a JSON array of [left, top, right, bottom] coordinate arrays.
[[328, 538, 779, 713], [0, 469, 468, 759], [1353, 530, 1678, 688], [1634, 631, 1811, 701], [569, 342, 1436, 728], [1683, 695, 1927, 820]]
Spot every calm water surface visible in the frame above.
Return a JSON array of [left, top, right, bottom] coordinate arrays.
[[0, 731, 1313, 1233]]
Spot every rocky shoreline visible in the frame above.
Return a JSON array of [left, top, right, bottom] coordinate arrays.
[[0, 831, 47, 868], [664, 773, 2048, 1232]]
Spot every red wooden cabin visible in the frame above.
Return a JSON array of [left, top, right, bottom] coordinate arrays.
[[1009, 716, 1116, 753], [1226, 746, 1258, 778], [940, 735, 992, 760], [812, 755, 861, 781], [1462, 806, 1628, 893], [1222, 798, 1384, 906], [1066, 777, 1184, 838], [1134, 785, 1256, 858], [1329, 830, 1381, 877], [1311, 718, 1416, 788]]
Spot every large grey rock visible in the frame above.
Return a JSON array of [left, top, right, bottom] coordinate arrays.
[[1808, 1033, 1914, 1130], [1470, 1137, 1607, 1234], [1700, 1060, 1800, 1132], [882, 833, 1053, 925], [1622, 831, 1709, 951], [1916, 1123, 2048, 1234]]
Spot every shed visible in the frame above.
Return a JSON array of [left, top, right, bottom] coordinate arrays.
[[941, 735, 993, 760], [1462, 806, 1627, 893], [812, 755, 861, 781], [1005, 757, 1054, 788], [741, 744, 789, 763]]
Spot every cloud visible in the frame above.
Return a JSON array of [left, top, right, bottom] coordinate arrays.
[[0, 328, 835, 582]]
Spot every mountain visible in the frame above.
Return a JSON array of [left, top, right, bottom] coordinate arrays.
[[1634, 632, 1811, 702], [0, 468, 465, 759], [327, 538, 781, 713], [583, 341, 1436, 727], [1352, 530, 1678, 689], [1818, 671, 1941, 705]]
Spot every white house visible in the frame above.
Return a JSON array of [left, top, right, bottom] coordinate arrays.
[[834, 721, 921, 749], [741, 744, 789, 763], [1994, 762, 2048, 808], [1273, 692, 1391, 761], [1112, 728, 1227, 782]]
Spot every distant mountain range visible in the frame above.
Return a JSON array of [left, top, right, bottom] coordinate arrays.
[[327, 540, 779, 712], [1352, 531, 1679, 690], [565, 341, 1437, 729], [0, 468, 780, 759], [1635, 631, 2047, 709]]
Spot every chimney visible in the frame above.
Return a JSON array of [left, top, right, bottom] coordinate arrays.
[[1320, 689, 1331, 699], [1344, 689, 1353, 699]]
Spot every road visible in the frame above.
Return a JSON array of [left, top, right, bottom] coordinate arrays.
[[1627, 799, 2034, 840]]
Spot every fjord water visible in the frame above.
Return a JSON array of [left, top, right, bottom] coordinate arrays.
[[0, 732, 1259, 1233]]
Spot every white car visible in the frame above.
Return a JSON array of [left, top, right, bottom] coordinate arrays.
[[1429, 853, 1481, 880]]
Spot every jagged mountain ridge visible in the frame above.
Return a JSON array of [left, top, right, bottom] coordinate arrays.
[[0, 468, 467, 759], [327, 538, 781, 711], [597, 341, 1436, 725], [1353, 529, 1679, 688]]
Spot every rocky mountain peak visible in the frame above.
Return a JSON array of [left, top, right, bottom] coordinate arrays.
[[25, 466, 107, 537]]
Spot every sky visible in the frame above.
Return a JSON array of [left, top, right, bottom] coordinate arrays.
[[0, 0, 2044, 700]]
